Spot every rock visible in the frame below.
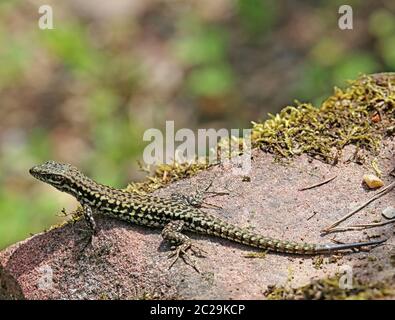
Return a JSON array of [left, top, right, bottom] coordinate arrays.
[[382, 207, 395, 219], [363, 174, 384, 189], [1, 142, 395, 299]]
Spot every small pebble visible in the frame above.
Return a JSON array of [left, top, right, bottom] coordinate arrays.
[[363, 174, 384, 189], [382, 206, 395, 219]]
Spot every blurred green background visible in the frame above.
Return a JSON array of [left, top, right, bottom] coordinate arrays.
[[0, 0, 394, 249]]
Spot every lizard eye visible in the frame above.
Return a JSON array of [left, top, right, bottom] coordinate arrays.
[[49, 175, 63, 183]]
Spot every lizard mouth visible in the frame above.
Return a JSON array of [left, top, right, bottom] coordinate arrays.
[[29, 165, 61, 185], [29, 166, 41, 179]]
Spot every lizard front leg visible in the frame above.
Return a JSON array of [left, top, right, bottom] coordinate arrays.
[[161, 220, 205, 272], [83, 204, 98, 235], [75, 204, 98, 251]]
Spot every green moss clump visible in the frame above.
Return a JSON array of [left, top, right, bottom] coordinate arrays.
[[251, 74, 395, 163], [265, 276, 395, 300], [125, 73, 395, 193], [126, 161, 210, 194]]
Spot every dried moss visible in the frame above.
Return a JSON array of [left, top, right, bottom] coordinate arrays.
[[126, 73, 395, 193], [126, 160, 210, 193], [265, 276, 395, 300], [251, 74, 395, 164]]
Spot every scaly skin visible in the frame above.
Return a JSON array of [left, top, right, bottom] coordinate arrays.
[[29, 161, 385, 256]]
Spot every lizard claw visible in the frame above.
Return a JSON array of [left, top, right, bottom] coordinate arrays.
[[189, 244, 207, 257], [74, 225, 96, 253], [168, 242, 204, 272]]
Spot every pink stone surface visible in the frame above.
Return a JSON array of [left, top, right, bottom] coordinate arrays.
[[1, 139, 394, 299]]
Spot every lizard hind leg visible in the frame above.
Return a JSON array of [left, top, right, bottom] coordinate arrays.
[[161, 220, 206, 272]]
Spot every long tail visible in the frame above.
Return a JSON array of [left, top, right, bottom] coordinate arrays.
[[312, 239, 386, 254], [225, 230, 386, 254], [199, 216, 386, 254]]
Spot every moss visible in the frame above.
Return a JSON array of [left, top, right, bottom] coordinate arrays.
[[43, 207, 84, 232], [312, 256, 324, 270], [124, 73, 395, 193], [251, 74, 395, 164], [244, 250, 268, 259], [137, 292, 157, 300], [126, 160, 210, 194], [371, 158, 383, 176], [265, 276, 395, 300]]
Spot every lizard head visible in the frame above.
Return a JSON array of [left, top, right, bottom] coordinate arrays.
[[29, 160, 79, 190]]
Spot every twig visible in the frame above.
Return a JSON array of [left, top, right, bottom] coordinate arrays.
[[306, 211, 317, 221], [298, 175, 337, 191], [322, 180, 395, 233], [324, 218, 395, 233]]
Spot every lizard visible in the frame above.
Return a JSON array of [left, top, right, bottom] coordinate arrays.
[[29, 160, 386, 269]]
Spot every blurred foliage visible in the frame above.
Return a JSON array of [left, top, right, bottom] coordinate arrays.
[[238, 0, 277, 37], [0, 0, 394, 249]]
